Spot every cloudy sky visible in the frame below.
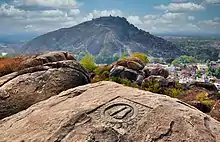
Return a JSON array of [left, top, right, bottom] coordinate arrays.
[[0, 0, 220, 36]]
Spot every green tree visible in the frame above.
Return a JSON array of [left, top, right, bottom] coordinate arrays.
[[130, 52, 149, 63], [150, 57, 162, 64], [118, 51, 129, 61], [172, 55, 198, 65], [80, 53, 96, 71], [215, 68, 220, 78]]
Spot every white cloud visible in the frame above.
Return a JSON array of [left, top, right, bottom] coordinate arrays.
[[205, 0, 220, 4], [68, 9, 80, 16], [154, 2, 205, 12], [141, 12, 202, 34], [197, 17, 220, 32], [162, 12, 184, 20], [16, 0, 77, 7], [0, 3, 25, 17], [214, 17, 220, 21], [127, 16, 143, 25], [188, 16, 195, 20], [0, 3, 81, 34], [172, 0, 189, 3], [0, 1, 218, 36], [144, 12, 183, 21], [40, 10, 66, 17], [199, 20, 220, 26]]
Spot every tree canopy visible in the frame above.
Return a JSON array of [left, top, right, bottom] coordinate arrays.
[[172, 55, 198, 65], [130, 52, 149, 63], [80, 53, 96, 71]]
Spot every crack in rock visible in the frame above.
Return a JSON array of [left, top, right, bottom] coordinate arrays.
[[151, 121, 175, 142], [48, 112, 92, 142]]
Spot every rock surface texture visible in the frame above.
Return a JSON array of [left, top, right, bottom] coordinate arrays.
[[0, 52, 90, 119], [0, 81, 219, 142], [110, 58, 145, 83]]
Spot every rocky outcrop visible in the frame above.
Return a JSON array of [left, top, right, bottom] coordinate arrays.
[[20, 51, 76, 69], [150, 67, 169, 78], [110, 58, 145, 83], [110, 59, 170, 87], [0, 81, 219, 142], [0, 59, 90, 119], [115, 58, 145, 71], [142, 75, 169, 88], [190, 82, 218, 92]]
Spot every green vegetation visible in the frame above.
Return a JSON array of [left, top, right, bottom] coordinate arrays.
[[207, 64, 220, 79], [118, 51, 129, 61], [110, 77, 139, 88], [80, 53, 96, 72], [215, 68, 220, 78], [172, 55, 198, 65], [168, 37, 219, 61], [92, 65, 112, 83], [130, 52, 149, 63], [164, 88, 181, 98], [144, 82, 161, 93], [196, 92, 214, 107], [96, 53, 119, 64], [150, 57, 163, 64]]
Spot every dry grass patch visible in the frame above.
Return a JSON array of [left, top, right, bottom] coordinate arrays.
[[0, 56, 25, 77]]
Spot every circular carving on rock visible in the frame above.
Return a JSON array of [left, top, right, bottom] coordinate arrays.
[[102, 102, 138, 123]]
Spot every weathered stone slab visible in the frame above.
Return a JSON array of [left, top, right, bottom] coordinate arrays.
[[0, 81, 219, 142]]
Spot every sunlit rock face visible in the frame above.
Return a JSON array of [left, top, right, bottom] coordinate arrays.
[[0, 81, 219, 142]]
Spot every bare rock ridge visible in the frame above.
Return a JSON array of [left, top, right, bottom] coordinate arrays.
[[0, 51, 90, 119], [0, 81, 220, 142], [21, 16, 185, 59]]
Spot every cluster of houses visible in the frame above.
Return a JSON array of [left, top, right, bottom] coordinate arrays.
[[146, 60, 220, 91]]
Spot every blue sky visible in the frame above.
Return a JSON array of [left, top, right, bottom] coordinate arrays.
[[0, 0, 219, 36]]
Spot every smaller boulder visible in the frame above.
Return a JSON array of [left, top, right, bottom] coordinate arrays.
[[142, 66, 151, 78], [136, 75, 144, 86], [150, 67, 169, 78], [109, 66, 124, 77], [110, 65, 138, 81], [142, 75, 168, 88], [190, 82, 218, 92], [127, 61, 143, 71], [116, 58, 145, 71]]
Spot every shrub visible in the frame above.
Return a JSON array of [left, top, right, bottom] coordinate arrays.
[[92, 65, 112, 83], [196, 92, 214, 106], [110, 77, 139, 88], [164, 88, 181, 98], [144, 82, 161, 93], [172, 55, 198, 66], [130, 52, 149, 63], [80, 53, 96, 72]]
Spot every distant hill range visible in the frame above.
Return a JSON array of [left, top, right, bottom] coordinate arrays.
[[21, 16, 185, 59]]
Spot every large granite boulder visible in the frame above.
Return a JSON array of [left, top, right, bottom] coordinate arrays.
[[20, 51, 76, 69], [0, 81, 219, 142], [0, 60, 90, 119]]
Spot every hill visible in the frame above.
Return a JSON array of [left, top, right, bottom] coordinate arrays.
[[21, 16, 185, 62]]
